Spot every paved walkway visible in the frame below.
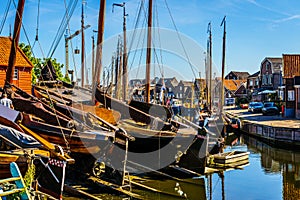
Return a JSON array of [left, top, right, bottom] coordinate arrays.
[[224, 106, 300, 129]]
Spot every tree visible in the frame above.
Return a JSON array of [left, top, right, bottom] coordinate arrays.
[[19, 43, 70, 84]]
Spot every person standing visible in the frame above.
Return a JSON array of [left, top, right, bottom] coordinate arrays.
[[0, 93, 14, 109]]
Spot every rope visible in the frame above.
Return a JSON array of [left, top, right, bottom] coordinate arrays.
[[164, 0, 197, 79], [163, 0, 203, 103], [47, 0, 78, 58], [0, 0, 12, 34], [32, 0, 40, 49]]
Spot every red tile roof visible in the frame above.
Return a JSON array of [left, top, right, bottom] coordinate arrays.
[[224, 79, 246, 91], [0, 36, 33, 68]]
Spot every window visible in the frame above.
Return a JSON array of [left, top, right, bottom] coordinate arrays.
[[249, 80, 253, 86], [255, 78, 259, 86], [180, 93, 182, 98], [13, 69, 18, 80], [268, 74, 272, 85], [262, 75, 266, 85], [279, 90, 284, 101], [288, 90, 295, 101]]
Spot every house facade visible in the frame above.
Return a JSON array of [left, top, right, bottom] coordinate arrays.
[[282, 54, 300, 118], [174, 80, 194, 104], [194, 78, 206, 102], [260, 57, 283, 90], [0, 37, 33, 93], [247, 71, 260, 92], [156, 77, 179, 96]]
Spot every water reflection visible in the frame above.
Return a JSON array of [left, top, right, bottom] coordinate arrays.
[[65, 132, 300, 199], [242, 133, 300, 200]]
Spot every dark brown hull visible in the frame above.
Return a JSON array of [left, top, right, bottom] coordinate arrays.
[[95, 89, 198, 153], [21, 114, 116, 155]]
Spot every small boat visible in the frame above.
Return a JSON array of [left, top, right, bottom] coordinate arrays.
[[0, 124, 70, 199], [208, 150, 249, 166]]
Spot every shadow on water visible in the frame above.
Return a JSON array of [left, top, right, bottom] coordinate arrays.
[[64, 130, 300, 200]]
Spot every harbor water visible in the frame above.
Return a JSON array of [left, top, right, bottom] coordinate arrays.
[[65, 132, 300, 199]]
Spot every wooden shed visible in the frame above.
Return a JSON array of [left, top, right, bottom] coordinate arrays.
[[0, 36, 33, 93], [282, 54, 300, 118]]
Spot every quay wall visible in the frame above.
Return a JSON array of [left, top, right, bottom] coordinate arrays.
[[225, 112, 300, 148]]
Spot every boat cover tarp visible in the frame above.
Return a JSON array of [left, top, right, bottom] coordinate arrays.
[[0, 104, 19, 122], [0, 124, 41, 148]]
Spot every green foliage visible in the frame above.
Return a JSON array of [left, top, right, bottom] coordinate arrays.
[[23, 162, 36, 188], [18, 43, 70, 84]]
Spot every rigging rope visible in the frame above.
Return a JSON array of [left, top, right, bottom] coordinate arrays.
[[164, 0, 197, 79], [0, 0, 12, 35], [127, 0, 146, 77], [164, 0, 202, 107], [31, 0, 40, 49], [47, 0, 78, 58]]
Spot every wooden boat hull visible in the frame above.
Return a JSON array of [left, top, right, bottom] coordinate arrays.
[[95, 89, 199, 169], [0, 149, 50, 179], [129, 99, 172, 121], [21, 113, 116, 155]]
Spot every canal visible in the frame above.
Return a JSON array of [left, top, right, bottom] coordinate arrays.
[[207, 133, 286, 200], [65, 132, 300, 199]]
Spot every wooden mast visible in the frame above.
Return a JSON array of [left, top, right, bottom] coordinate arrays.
[[5, 0, 25, 90], [81, 1, 85, 87], [122, 3, 128, 102], [117, 39, 123, 99], [92, 0, 106, 103], [207, 22, 212, 111], [145, 0, 153, 103], [91, 34, 95, 82], [220, 16, 226, 112]]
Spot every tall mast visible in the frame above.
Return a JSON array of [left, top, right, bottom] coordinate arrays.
[[91, 35, 95, 82], [114, 39, 120, 98], [207, 22, 212, 111], [117, 40, 123, 99], [92, 0, 106, 102], [110, 55, 115, 94], [5, 0, 25, 88], [81, 0, 85, 87], [145, 0, 153, 103], [220, 16, 226, 112], [113, 2, 128, 101]]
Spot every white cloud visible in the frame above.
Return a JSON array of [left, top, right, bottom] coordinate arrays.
[[274, 15, 300, 23]]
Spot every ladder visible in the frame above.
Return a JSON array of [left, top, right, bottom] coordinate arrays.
[[0, 162, 30, 200], [121, 128, 132, 192]]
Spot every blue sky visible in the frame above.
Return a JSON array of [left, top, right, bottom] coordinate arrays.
[[1, 0, 300, 83]]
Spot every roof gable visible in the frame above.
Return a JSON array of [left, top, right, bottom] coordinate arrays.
[[0, 37, 33, 68], [224, 79, 246, 91], [248, 71, 260, 78]]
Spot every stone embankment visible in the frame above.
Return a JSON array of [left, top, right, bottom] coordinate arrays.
[[224, 106, 300, 148]]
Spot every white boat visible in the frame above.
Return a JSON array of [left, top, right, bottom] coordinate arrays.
[[208, 150, 249, 165]]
